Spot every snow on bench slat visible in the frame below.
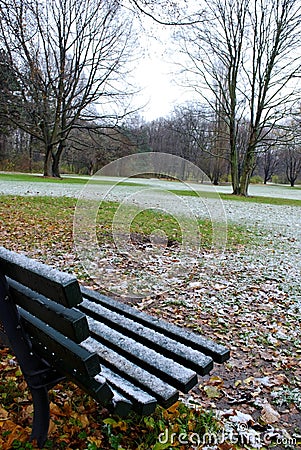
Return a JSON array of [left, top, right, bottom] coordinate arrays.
[[0, 247, 82, 307], [85, 315, 197, 393], [81, 286, 230, 363], [80, 298, 213, 375], [81, 337, 179, 408], [98, 366, 157, 415]]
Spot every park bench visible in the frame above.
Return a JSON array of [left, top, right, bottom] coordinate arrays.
[[0, 246, 230, 448]]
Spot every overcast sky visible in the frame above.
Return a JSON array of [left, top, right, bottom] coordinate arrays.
[[132, 20, 193, 121]]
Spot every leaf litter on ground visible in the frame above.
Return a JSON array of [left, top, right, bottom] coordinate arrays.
[[0, 194, 300, 449]]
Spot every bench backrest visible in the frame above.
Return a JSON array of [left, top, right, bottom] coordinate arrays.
[[0, 246, 82, 307], [0, 247, 112, 404]]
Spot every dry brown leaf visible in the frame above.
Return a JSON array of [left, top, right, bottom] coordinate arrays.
[[50, 402, 64, 416], [0, 407, 8, 420], [204, 385, 223, 399], [260, 402, 280, 424], [208, 375, 224, 386]]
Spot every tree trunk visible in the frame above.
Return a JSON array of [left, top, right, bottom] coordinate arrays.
[[239, 132, 257, 196], [29, 135, 33, 173], [51, 155, 61, 178], [239, 171, 250, 196], [51, 141, 66, 178], [240, 156, 253, 196], [229, 115, 240, 194], [43, 147, 53, 177], [230, 151, 240, 195]]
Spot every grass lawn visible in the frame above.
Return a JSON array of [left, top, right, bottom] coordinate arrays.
[[1, 172, 301, 206], [0, 172, 89, 183], [168, 189, 301, 207], [0, 193, 300, 449], [0, 172, 145, 187], [0, 195, 253, 258]]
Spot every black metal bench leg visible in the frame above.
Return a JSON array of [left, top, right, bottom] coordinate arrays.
[[0, 272, 63, 447], [30, 387, 50, 448]]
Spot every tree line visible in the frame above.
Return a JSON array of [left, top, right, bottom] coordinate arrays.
[[1, 0, 301, 194], [2, 104, 301, 187], [129, 106, 301, 187]]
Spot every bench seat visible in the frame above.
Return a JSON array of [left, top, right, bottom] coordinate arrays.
[[0, 246, 230, 447]]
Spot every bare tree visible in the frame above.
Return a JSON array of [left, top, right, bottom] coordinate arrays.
[[127, 0, 204, 26], [176, 0, 301, 195], [258, 146, 279, 184], [283, 144, 301, 187], [0, 0, 137, 177], [279, 121, 301, 187], [167, 104, 229, 184]]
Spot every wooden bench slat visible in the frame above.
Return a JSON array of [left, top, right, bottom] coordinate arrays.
[[20, 315, 113, 404], [81, 287, 230, 363], [66, 372, 113, 406], [82, 337, 179, 408], [19, 312, 114, 404], [99, 366, 157, 416], [79, 299, 213, 375], [0, 247, 82, 307], [8, 279, 89, 343], [105, 387, 133, 417], [20, 309, 102, 380], [86, 316, 198, 393]]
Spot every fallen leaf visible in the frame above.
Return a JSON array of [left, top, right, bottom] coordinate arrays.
[[260, 402, 280, 424], [219, 443, 237, 450], [208, 375, 224, 386], [87, 436, 103, 446], [243, 376, 254, 385], [50, 402, 64, 416], [71, 412, 90, 428], [0, 407, 8, 420], [229, 410, 255, 425], [272, 374, 289, 385], [204, 385, 223, 399]]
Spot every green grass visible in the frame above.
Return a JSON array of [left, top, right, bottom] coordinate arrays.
[[95, 201, 251, 249], [0, 195, 76, 256], [0, 195, 75, 219], [2, 172, 301, 206], [0, 195, 253, 254], [79, 200, 201, 246], [220, 193, 301, 206], [0, 172, 146, 187], [168, 189, 301, 206], [167, 189, 220, 200], [0, 172, 88, 183]]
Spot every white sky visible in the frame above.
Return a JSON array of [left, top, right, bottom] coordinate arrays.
[[135, 54, 186, 121], [132, 22, 194, 121], [129, 0, 301, 123]]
